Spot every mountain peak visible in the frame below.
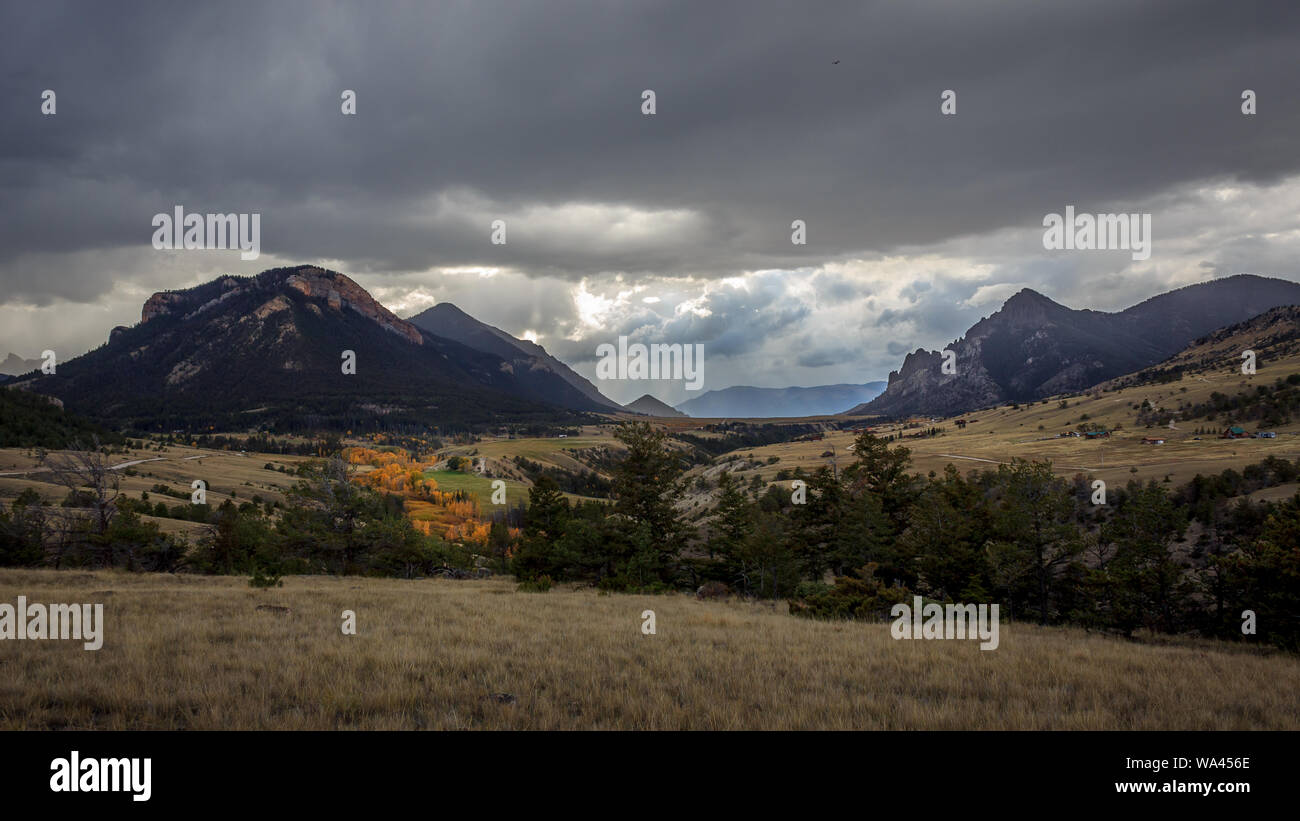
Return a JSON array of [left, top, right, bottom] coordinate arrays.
[[423, 301, 471, 318], [406, 301, 621, 411], [977, 287, 1069, 329], [1007, 287, 1048, 301], [999, 287, 1061, 311], [624, 394, 688, 417]]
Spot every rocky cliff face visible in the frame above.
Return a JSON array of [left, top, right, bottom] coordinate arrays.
[[138, 267, 424, 346], [141, 291, 189, 323], [869, 346, 1003, 418], [280, 267, 423, 345]]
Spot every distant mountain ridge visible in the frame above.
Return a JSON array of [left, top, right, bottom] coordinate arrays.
[[14, 265, 601, 430], [0, 352, 41, 376], [676, 382, 886, 418], [624, 394, 687, 417], [852, 274, 1300, 418], [407, 302, 622, 411]]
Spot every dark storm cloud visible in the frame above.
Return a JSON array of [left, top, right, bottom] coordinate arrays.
[[3, 0, 1300, 395], [4, 0, 1300, 295]]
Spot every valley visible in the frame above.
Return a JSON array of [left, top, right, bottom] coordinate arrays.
[[1, 265, 1298, 734]]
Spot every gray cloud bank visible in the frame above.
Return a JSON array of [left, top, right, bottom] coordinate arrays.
[[2, 0, 1298, 402]]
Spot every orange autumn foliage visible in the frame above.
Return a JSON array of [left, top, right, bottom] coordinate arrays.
[[343, 446, 502, 546]]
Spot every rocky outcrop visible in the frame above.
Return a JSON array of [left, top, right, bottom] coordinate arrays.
[[141, 291, 188, 323], [864, 347, 1002, 419], [253, 295, 292, 320], [280, 266, 423, 345]]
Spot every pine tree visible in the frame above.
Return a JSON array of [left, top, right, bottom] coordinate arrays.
[[987, 459, 1084, 624], [524, 475, 568, 540], [900, 464, 993, 600], [512, 475, 570, 580], [1100, 480, 1188, 634], [708, 472, 752, 559], [842, 431, 916, 530], [612, 422, 689, 567]]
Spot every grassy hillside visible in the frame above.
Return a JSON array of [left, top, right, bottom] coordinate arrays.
[[696, 344, 1300, 491], [0, 442, 312, 538]]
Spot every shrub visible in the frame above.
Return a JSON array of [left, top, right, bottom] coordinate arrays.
[[696, 581, 730, 600], [517, 575, 553, 593], [788, 565, 909, 621], [249, 560, 284, 588], [793, 580, 831, 600]]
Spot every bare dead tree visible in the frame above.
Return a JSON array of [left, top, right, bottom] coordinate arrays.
[[39, 437, 121, 566]]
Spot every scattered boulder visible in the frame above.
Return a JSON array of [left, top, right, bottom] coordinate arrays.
[[696, 581, 731, 600], [430, 567, 473, 580]]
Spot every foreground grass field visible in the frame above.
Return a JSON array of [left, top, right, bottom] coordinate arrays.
[[1, 569, 1296, 730]]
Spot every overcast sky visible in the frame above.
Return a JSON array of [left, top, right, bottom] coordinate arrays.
[[3, 0, 1299, 404]]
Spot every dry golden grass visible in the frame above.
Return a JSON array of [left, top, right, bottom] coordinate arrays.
[[1, 569, 1296, 730], [0, 445, 313, 539]]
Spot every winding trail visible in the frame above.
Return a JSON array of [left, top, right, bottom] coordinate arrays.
[[0, 455, 171, 478]]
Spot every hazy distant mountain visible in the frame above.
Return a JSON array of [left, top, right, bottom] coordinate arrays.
[[624, 394, 688, 417], [407, 302, 621, 411], [675, 382, 886, 418], [14, 265, 598, 430], [0, 352, 41, 376], [852, 274, 1300, 418]]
